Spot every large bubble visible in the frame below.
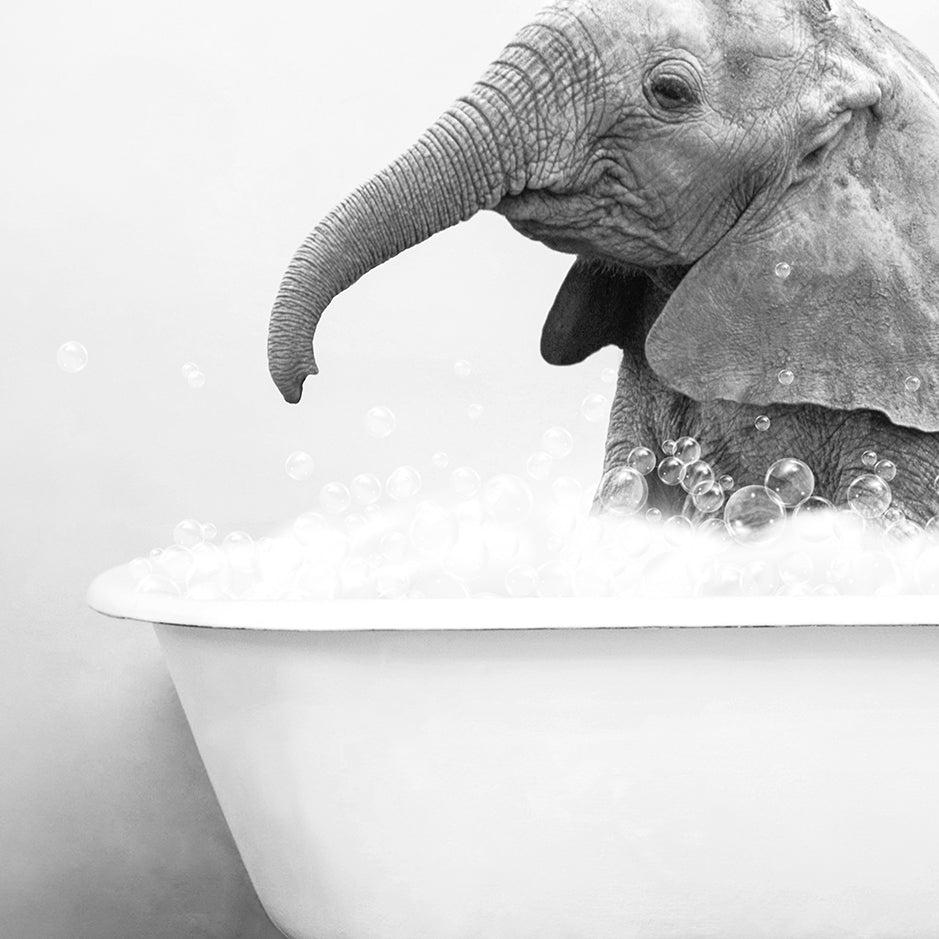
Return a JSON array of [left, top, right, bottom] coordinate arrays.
[[846, 474, 892, 519], [764, 458, 815, 508], [723, 486, 785, 545]]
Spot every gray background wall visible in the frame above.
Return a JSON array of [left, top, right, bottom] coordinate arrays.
[[2, 0, 934, 934]]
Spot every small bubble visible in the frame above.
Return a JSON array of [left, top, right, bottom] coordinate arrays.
[[581, 393, 608, 423], [320, 481, 352, 514], [680, 459, 714, 494], [719, 474, 735, 491], [626, 446, 656, 476], [846, 473, 892, 519], [657, 456, 686, 486], [173, 519, 203, 548], [451, 466, 481, 498], [674, 436, 701, 464], [526, 450, 553, 481], [600, 367, 617, 385], [201, 522, 217, 541], [57, 341, 88, 373], [467, 403, 483, 421], [905, 375, 922, 392], [874, 459, 897, 482], [764, 457, 815, 508], [505, 565, 538, 597], [387, 465, 422, 501], [483, 474, 533, 524], [350, 473, 382, 506], [431, 451, 449, 470], [365, 406, 396, 438], [778, 368, 795, 386], [542, 426, 574, 459], [754, 415, 771, 432], [692, 480, 725, 514], [862, 449, 878, 468], [598, 466, 648, 516], [285, 450, 315, 481], [552, 476, 583, 504], [774, 262, 791, 279], [454, 359, 472, 378], [724, 485, 786, 545], [661, 438, 677, 455], [186, 369, 206, 389], [646, 507, 662, 522]]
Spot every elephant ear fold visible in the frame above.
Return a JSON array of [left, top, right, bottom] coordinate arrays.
[[646, 35, 939, 432], [542, 258, 653, 365]]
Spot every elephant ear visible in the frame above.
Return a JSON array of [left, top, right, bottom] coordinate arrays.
[[645, 20, 939, 432]]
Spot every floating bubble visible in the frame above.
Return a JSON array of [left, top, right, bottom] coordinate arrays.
[[320, 481, 352, 514], [581, 394, 608, 423], [600, 367, 617, 384], [483, 474, 533, 524], [646, 507, 662, 522], [454, 359, 472, 378], [862, 449, 878, 468], [598, 466, 648, 516], [526, 450, 553, 481], [365, 406, 396, 438], [173, 519, 203, 548], [663, 515, 694, 545], [793, 495, 836, 540], [661, 439, 677, 455], [875, 459, 897, 482], [285, 450, 315, 481], [186, 369, 206, 389], [883, 507, 903, 526], [536, 560, 574, 597], [387, 465, 422, 501], [542, 426, 574, 459], [201, 522, 217, 541], [431, 451, 449, 470], [57, 341, 88, 373], [626, 446, 656, 476], [846, 473, 892, 519], [657, 456, 686, 486], [724, 485, 785, 545], [692, 480, 725, 514], [905, 375, 922, 392], [375, 566, 409, 599], [774, 262, 791, 279], [777, 368, 795, 386], [350, 473, 382, 506], [764, 458, 815, 508], [451, 466, 481, 498], [467, 403, 484, 421], [719, 474, 734, 491], [552, 476, 583, 505], [680, 459, 714, 494], [674, 436, 701, 464], [754, 415, 771, 432]]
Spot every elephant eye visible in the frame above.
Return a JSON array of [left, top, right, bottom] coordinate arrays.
[[646, 74, 698, 110]]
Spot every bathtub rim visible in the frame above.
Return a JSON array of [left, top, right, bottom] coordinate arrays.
[[87, 563, 939, 631]]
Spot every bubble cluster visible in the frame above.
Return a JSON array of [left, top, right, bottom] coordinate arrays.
[[57, 341, 88, 373]]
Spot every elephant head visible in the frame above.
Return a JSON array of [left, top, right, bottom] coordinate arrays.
[[267, 0, 939, 522]]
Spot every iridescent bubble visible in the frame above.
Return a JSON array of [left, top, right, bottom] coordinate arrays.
[[552, 476, 583, 504], [793, 495, 836, 541], [663, 515, 694, 545], [875, 459, 897, 482], [600, 367, 617, 385], [505, 565, 538, 598], [536, 560, 574, 597], [57, 341, 88, 373], [719, 474, 735, 491], [128, 557, 151, 582], [657, 456, 686, 486], [774, 262, 791, 279], [661, 439, 677, 455], [754, 415, 771, 432], [186, 369, 206, 389], [201, 522, 217, 541], [376, 566, 409, 599], [692, 480, 725, 514], [680, 459, 714, 494], [454, 359, 472, 378], [293, 512, 328, 543], [764, 457, 815, 508], [778, 368, 795, 386], [626, 446, 656, 476], [431, 451, 449, 470], [846, 473, 892, 519], [285, 450, 315, 481], [483, 474, 533, 524], [467, 403, 483, 421], [905, 375, 922, 392], [173, 519, 203, 548], [542, 426, 574, 459], [723, 485, 785, 545], [351, 473, 382, 506], [526, 450, 553, 481], [320, 481, 352, 514], [387, 465, 422, 501], [674, 436, 701, 464], [380, 531, 408, 562], [862, 450, 878, 468], [365, 406, 396, 438], [581, 394, 608, 423], [451, 466, 481, 498], [223, 532, 257, 572], [598, 466, 648, 516]]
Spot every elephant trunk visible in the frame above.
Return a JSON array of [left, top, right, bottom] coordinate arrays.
[[267, 11, 603, 403]]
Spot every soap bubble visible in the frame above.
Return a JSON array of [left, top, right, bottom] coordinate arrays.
[[846, 473, 892, 519], [552, 476, 583, 505], [431, 451, 449, 470], [646, 507, 662, 522], [886, 517, 922, 543], [626, 446, 656, 475], [57, 341, 88, 373], [905, 375, 922, 392], [692, 480, 725, 514], [365, 406, 396, 438], [467, 403, 484, 421], [483, 474, 533, 524], [793, 495, 836, 540], [657, 456, 686, 486], [154, 545, 194, 582], [680, 459, 714, 494], [536, 560, 574, 597], [883, 507, 903, 526], [380, 530, 408, 562], [173, 519, 203, 548], [320, 481, 352, 514], [764, 458, 815, 507], [376, 566, 409, 599], [542, 426, 574, 459], [861, 450, 878, 468], [505, 564, 538, 597], [600, 367, 617, 384], [774, 262, 791, 279], [663, 515, 693, 545], [661, 438, 677, 455], [454, 359, 472, 378], [387, 465, 422, 501], [581, 394, 608, 423], [598, 466, 648, 516], [223, 532, 256, 572], [724, 485, 785, 545], [451, 466, 481, 498], [875, 459, 897, 482], [719, 474, 734, 491], [777, 368, 795, 385], [350, 473, 382, 506], [186, 369, 206, 389], [201, 522, 217, 541], [674, 436, 701, 464], [926, 516, 939, 541], [754, 415, 771, 432], [526, 450, 553, 480], [285, 450, 315, 481], [128, 557, 151, 581]]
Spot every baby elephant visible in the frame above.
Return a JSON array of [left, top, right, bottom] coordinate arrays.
[[267, 0, 939, 524]]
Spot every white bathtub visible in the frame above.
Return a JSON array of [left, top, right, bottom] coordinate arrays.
[[89, 564, 939, 939]]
